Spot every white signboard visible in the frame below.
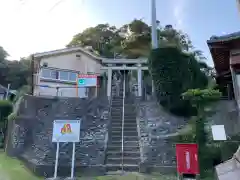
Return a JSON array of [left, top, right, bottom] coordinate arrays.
[[78, 74, 98, 87], [52, 120, 81, 142], [211, 125, 227, 141]]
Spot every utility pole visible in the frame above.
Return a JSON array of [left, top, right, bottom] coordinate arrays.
[[151, 0, 158, 96], [151, 0, 158, 49]]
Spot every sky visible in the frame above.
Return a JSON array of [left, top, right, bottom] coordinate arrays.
[[0, 0, 240, 66]]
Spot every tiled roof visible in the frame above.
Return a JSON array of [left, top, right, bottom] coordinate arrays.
[[207, 31, 240, 43]]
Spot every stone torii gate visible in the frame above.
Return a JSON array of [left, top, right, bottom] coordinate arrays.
[[101, 58, 153, 98]]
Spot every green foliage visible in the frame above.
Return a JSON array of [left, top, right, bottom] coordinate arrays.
[[7, 112, 16, 122], [0, 46, 31, 90], [0, 100, 12, 122], [148, 47, 208, 116], [13, 85, 31, 103], [182, 88, 222, 108], [180, 88, 221, 177], [67, 19, 209, 60]]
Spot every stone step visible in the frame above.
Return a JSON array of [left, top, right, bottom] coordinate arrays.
[[111, 116, 122, 120], [111, 114, 136, 118], [112, 119, 136, 122], [106, 157, 140, 165], [111, 107, 123, 110], [110, 141, 139, 147], [111, 126, 137, 131], [106, 151, 140, 158], [111, 136, 139, 141], [123, 118, 137, 121], [111, 113, 123, 116], [111, 123, 137, 127], [107, 145, 140, 152], [111, 109, 123, 112], [106, 164, 139, 172], [111, 115, 136, 119], [111, 131, 138, 136], [111, 104, 123, 106], [111, 122, 137, 126]]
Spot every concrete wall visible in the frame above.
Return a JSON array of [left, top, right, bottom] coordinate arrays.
[[6, 95, 110, 177], [215, 146, 240, 180], [35, 81, 88, 98], [216, 158, 240, 180]]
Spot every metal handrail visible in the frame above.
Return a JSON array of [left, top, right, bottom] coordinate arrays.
[[104, 79, 113, 165], [121, 72, 125, 172]]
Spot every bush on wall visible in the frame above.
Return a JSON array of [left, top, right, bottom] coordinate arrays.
[[0, 100, 12, 123], [148, 47, 208, 116], [0, 100, 12, 148]]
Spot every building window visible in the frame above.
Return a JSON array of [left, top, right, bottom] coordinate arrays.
[[50, 70, 58, 79], [41, 68, 78, 82], [41, 69, 59, 79], [69, 72, 77, 81], [41, 69, 52, 78], [59, 71, 69, 81]]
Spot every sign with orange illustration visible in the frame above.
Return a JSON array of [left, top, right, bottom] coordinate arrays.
[[52, 120, 81, 142], [61, 123, 72, 134]]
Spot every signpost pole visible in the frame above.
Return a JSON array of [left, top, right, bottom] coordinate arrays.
[[70, 142, 76, 178], [54, 142, 60, 178]]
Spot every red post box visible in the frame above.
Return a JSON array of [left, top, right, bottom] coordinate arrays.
[[176, 143, 200, 175]]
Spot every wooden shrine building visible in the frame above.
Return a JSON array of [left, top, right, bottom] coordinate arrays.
[[207, 31, 240, 107]]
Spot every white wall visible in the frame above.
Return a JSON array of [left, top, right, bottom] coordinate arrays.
[[216, 158, 240, 180], [34, 50, 102, 98], [35, 81, 87, 98], [39, 52, 102, 74]]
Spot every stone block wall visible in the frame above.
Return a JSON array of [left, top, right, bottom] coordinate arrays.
[[136, 99, 240, 173], [207, 100, 240, 137], [135, 100, 187, 173], [6, 95, 110, 177]]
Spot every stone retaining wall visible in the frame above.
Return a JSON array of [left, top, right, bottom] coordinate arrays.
[[136, 99, 240, 173], [6, 95, 109, 177], [135, 100, 187, 173]]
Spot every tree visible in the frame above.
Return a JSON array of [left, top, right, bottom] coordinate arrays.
[[68, 24, 123, 58], [0, 46, 8, 60], [67, 19, 196, 58], [0, 47, 31, 90], [182, 88, 221, 176]]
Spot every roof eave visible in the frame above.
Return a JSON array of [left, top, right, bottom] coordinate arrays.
[[33, 47, 104, 63], [207, 33, 240, 44]]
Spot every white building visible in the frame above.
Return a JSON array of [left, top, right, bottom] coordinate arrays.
[[33, 46, 103, 98]]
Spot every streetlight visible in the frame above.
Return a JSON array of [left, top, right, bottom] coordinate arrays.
[[151, 0, 158, 49]]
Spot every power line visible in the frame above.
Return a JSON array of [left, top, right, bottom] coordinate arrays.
[[48, 0, 85, 12], [48, 0, 66, 12]]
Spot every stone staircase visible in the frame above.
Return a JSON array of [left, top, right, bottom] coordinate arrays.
[[105, 79, 140, 172]]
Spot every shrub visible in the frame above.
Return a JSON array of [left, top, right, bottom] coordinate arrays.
[[0, 100, 12, 123], [148, 47, 208, 116]]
